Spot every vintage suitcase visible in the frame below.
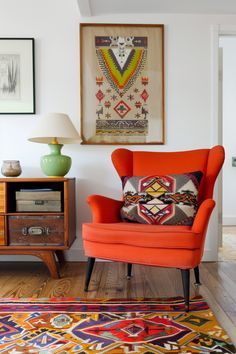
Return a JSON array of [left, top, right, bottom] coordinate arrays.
[[15, 190, 61, 212], [8, 215, 64, 246]]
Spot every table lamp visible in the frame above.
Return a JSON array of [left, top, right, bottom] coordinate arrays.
[[28, 113, 80, 177]]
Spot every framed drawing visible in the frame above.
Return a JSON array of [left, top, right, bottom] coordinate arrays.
[[0, 38, 35, 114], [80, 23, 164, 145]]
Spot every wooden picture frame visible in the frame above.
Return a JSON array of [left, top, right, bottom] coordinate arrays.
[[80, 23, 164, 145], [0, 38, 35, 114]]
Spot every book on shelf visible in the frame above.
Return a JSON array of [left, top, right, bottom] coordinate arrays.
[[19, 188, 53, 192]]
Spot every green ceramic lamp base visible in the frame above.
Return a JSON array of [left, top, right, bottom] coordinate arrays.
[[40, 144, 71, 177]]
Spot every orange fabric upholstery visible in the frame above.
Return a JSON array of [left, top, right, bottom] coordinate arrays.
[[83, 241, 202, 269], [112, 146, 224, 203], [87, 195, 123, 223], [83, 197, 216, 267], [82, 146, 224, 309], [83, 224, 198, 249]]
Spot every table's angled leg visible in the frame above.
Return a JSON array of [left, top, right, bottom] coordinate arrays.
[[55, 250, 66, 266], [37, 251, 59, 279]]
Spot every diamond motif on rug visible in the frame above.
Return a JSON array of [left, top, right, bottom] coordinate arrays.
[[121, 323, 143, 336], [0, 316, 23, 339], [26, 330, 59, 348], [180, 314, 210, 327], [75, 316, 191, 345]]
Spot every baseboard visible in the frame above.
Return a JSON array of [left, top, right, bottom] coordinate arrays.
[[222, 216, 236, 226], [0, 248, 216, 262], [202, 249, 217, 262], [0, 247, 87, 262], [64, 248, 87, 261]]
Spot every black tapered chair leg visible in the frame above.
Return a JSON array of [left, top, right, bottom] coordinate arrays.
[[127, 263, 132, 279], [180, 269, 190, 312], [84, 257, 95, 292], [194, 266, 202, 286]]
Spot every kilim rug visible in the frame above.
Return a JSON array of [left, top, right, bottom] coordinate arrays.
[[0, 295, 235, 353]]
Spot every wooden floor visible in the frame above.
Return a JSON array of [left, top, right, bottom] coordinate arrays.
[[0, 261, 236, 345]]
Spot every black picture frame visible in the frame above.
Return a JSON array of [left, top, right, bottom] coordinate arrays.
[[0, 38, 35, 114]]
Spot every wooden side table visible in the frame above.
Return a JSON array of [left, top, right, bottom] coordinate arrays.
[[0, 177, 76, 278]]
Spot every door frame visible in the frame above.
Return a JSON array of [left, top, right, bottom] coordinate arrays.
[[211, 25, 236, 259], [211, 25, 236, 145]]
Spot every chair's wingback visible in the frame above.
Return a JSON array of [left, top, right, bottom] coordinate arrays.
[[112, 146, 225, 203]]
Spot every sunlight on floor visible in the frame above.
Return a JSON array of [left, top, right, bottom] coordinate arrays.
[[219, 226, 236, 261]]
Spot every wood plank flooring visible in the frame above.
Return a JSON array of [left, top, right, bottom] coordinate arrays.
[[0, 261, 236, 345]]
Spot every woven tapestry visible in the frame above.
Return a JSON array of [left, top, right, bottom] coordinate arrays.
[[80, 24, 164, 144]]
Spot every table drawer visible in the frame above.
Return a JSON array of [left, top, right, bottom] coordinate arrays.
[[8, 215, 64, 246]]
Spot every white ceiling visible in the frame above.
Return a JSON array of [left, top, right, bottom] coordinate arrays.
[[77, 0, 236, 17]]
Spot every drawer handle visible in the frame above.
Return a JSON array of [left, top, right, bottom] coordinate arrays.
[[22, 226, 51, 236]]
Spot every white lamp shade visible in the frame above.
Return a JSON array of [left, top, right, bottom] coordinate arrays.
[[28, 113, 81, 144]]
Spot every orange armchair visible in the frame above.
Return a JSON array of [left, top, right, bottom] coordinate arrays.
[[82, 146, 224, 311]]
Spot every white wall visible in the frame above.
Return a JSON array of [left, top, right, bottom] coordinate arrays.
[[0, 0, 235, 261], [220, 36, 236, 225]]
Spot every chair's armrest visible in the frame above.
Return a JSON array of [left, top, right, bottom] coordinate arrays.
[[192, 199, 216, 233], [87, 195, 123, 223]]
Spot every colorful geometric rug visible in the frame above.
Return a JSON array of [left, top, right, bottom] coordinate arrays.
[[0, 296, 235, 353]]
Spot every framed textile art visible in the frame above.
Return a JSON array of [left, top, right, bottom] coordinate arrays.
[[0, 38, 35, 114], [80, 24, 164, 144]]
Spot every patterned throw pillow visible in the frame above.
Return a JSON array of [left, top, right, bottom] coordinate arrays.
[[120, 172, 203, 225]]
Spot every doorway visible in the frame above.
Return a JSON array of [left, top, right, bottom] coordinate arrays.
[[218, 35, 236, 261]]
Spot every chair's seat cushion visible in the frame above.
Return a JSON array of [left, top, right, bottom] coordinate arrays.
[[82, 223, 201, 249]]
